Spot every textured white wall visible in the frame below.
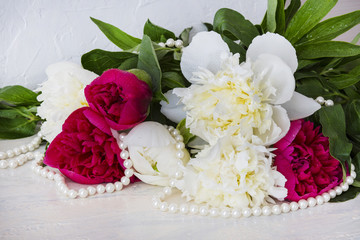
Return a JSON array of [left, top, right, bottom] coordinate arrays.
[[1, 0, 359, 90]]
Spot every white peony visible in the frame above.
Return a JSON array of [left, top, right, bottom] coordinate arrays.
[[162, 31, 321, 146], [159, 90, 186, 124], [36, 62, 97, 142], [180, 134, 287, 209], [122, 122, 190, 186]]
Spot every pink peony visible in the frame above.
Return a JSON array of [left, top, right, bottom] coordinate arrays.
[[44, 107, 127, 184], [85, 69, 152, 131], [273, 119, 343, 201]]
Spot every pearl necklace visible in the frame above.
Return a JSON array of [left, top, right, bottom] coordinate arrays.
[[151, 127, 357, 218], [30, 133, 135, 199], [0, 132, 43, 169]]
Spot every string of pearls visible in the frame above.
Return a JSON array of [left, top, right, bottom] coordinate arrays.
[[30, 133, 135, 199], [152, 159, 357, 218], [0, 132, 43, 169], [316, 96, 334, 107], [158, 38, 184, 49]]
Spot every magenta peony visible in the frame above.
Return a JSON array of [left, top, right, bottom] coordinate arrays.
[[85, 69, 152, 131], [273, 119, 343, 201], [44, 107, 126, 184]]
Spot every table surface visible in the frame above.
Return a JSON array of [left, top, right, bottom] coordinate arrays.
[[1, 136, 360, 240]]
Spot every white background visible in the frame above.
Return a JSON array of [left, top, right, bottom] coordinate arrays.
[[1, 0, 359, 90]]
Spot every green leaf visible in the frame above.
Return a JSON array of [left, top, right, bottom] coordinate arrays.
[[118, 56, 138, 70], [176, 119, 195, 144], [344, 86, 360, 100], [352, 152, 360, 187], [284, 0, 301, 27], [345, 99, 360, 135], [162, 72, 187, 89], [213, 8, 259, 47], [330, 186, 360, 202], [81, 49, 137, 75], [222, 36, 246, 62], [328, 74, 360, 89], [284, 0, 338, 44], [296, 77, 331, 98], [267, 0, 277, 32], [143, 19, 176, 42], [298, 11, 360, 45], [90, 17, 141, 50], [0, 85, 39, 106], [297, 41, 360, 59], [275, 0, 285, 34], [179, 27, 192, 46], [351, 32, 360, 45], [319, 105, 352, 169], [0, 116, 38, 139], [146, 102, 167, 124], [203, 23, 213, 31], [137, 35, 165, 102]]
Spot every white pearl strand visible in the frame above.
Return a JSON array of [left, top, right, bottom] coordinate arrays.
[[152, 150, 357, 218], [0, 132, 43, 169], [158, 38, 184, 49], [30, 133, 135, 199], [315, 96, 334, 107]]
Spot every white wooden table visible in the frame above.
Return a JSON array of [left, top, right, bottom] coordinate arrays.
[[1, 136, 360, 240]]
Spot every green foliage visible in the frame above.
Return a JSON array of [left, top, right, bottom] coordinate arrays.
[[0, 86, 41, 139], [176, 119, 195, 144], [143, 19, 176, 42]]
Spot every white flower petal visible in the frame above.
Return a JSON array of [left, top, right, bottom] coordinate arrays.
[[180, 31, 230, 82], [123, 121, 175, 147], [160, 90, 186, 123], [253, 54, 295, 105], [188, 23, 208, 42], [128, 146, 156, 175], [281, 91, 321, 120], [134, 173, 170, 187], [246, 32, 298, 73]]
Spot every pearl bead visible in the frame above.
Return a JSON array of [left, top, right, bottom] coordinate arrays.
[[171, 129, 180, 136], [60, 186, 69, 195], [47, 171, 55, 180], [167, 126, 174, 131], [0, 160, 9, 168], [189, 205, 199, 214], [119, 133, 127, 141], [13, 148, 21, 156], [322, 193, 331, 202], [121, 177, 130, 186], [27, 144, 35, 151], [56, 181, 64, 188], [152, 199, 160, 209], [272, 205, 281, 215], [105, 183, 115, 193], [119, 142, 126, 150], [325, 99, 334, 107], [351, 164, 355, 171], [68, 190, 78, 199], [87, 186, 96, 196], [34, 166, 42, 175], [316, 195, 324, 205], [242, 208, 252, 217], [209, 208, 219, 217], [123, 160, 133, 169], [231, 209, 241, 218], [6, 150, 15, 158], [220, 209, 231, 218], [341, 183, 349, 191], [262, 206, 271, 216], [299, 199, 308, 209], [25, 152, 34, 160], [169, 179, 176, 187], [163, 187, 172, 195], [179, 204, 189, 214], [40, 168, 49, 177], [114, 182, 123, 191], [0, 152, 6, 160], [78, 188, 89, 198], [176, 151, 184, 159], [316, 96, 325, 105], [199, 206, 208, 216], [175, 171, 183, 179], [158, 42, 166, 47], [165, 38, 175, 47], [351, 171, 357, 179], [335, 186, 343, 195], [120, 151, 129, 160], [175, 142, 185, 150], [290, 202, 299, 211], [160, 202, 168, 212], [168, 203, 178, 213], [329, 189, 337, 198], [346, 176, 354, 185], [252, 207, 262, 216], [281, 203, 290, 213], [175, 135, 183, 142], [17, 156, 26, 165], [174, 39, 183, 48], [96, 185, 105, 194], [124, 169, 134, 178], [9, 160, 18, 168], [307, 197, 316, 207], [157, 192, 166, 200], [20, 145, 28, 153]]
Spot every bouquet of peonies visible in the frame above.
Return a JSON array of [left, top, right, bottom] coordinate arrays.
[[1, 0, 360, 217]]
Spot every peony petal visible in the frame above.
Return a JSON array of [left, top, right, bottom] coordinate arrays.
[[59, 169, 104, 185], [188, 23, 208, 42], [134, 173, 170, 186], [281, 92, 321, 120], [180, 31, 230, 82], [253, 54, 295, 105], [123, 121, 175, 147], [246, 32, 298, 73], [128, 146, 157, 175], [160, 90, 186, 123]]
